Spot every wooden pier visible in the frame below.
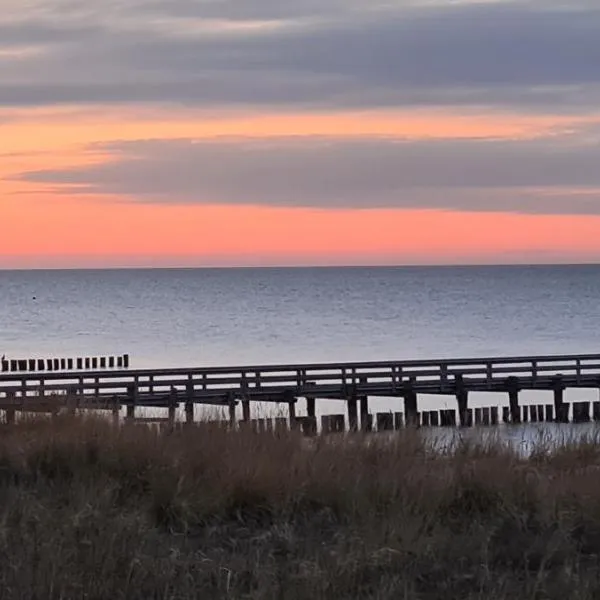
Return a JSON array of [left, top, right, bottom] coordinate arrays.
[[2, 352, 600, 430]]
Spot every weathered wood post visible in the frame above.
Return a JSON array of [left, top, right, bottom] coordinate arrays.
[[347, 392, 358, 432], [302, 381, 317, 436], [168, 387, 178, 426], [455, 374, 469, 427], [228, 392, 237, 429], [111, 397, 120, 427], [126, 382, 137, 421], [358, 376, 371, 432], [5, 390, 16, 425], [403, 380, 418, 428], [553, 375, 567, 423], [283, 389, 296, 428], [185, 378, 194, 424], [241, 373, 251, 423], [507, 376, 521, 424]]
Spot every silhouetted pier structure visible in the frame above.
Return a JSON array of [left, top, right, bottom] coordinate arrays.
[[1, 353, 600, 429]]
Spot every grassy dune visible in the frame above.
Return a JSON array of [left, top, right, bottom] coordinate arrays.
[[1, 417, 600, 598]]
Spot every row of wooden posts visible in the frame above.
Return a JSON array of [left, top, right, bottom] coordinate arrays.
[[0, 354, 130, 373], [4, 395, 598, 430]]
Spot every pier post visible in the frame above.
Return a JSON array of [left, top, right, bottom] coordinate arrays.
[[455, 375, 469, 427], [553, 375, 567, 423], [242, 399, 251, 422], [507, 377, 521, 424], [185, 379, 194, 424], [168, 387, 178, 425], [359, 394, 370, 432], [347, 395, 358, 432], [404, 386, 418, 428], [111, 397, 120, 427], [283, 389, 296, 427], [306, 396, 316, 419], [228, 396, 237, 429], [5, 391, 16, 425], [126, 383, 137, 421]]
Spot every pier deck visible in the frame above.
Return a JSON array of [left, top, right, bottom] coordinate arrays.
[[1, 353, 600, 428]]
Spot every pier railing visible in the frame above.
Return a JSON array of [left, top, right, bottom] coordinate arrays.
[[1, 352, 600, 403]]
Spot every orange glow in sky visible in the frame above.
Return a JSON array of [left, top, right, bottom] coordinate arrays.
[[2, 106, 600, 268]]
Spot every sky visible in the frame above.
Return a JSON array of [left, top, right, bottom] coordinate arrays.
[[2, 0, 600, 268]]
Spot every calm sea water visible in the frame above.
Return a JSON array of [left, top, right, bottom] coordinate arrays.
[[2, 265, 600, 434]]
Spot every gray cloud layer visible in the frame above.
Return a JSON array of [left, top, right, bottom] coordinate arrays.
[[18, 131, 600, 213], [2, 0, 600, 111]]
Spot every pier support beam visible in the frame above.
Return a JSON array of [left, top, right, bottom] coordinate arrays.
[[228, 400, 237, 428], [359, 395, 370, 432], [553, 376, 567, 423], [126, 383, 137, 421], [454, 374, 470, 427], [404, 390, 418, 427], [168, 387, 178, 425], [185, 400, 194, 424], [507, 377, 521, 424], [306, 396, 316, 419], [347, 396, 358, 432], [111, 397, 120, 427], [242, 399, 251, 422]]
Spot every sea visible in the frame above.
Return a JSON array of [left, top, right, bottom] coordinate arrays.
[[2, 265, 600, 446]]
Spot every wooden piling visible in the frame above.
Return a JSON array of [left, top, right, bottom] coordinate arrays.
[[573, 401, 590, 423], [529, 405, 538, 423], [242, 399, 251, 422], [482, 407, 491, 426], [553, 376, 568, 423], [545, 404, 554, 422], [111, 397, 120, 427], [507, 377, 521, 424], [430, 410, 440, 427], [376, 412, 394, 431], [359, 395, 371, 432], [168, 387, 178, 425], [5, 391, 16, 424], [126, 383, 137, 420], [322, 414, 345, 434], [594, 402, 600, 422], [440, 409, 456, 427], [404, 381, 418, 427], [537, 405, 545, 422], [394, 411, 404, 429], [228, 395, 237, 428], [347, 396, 358, 432]]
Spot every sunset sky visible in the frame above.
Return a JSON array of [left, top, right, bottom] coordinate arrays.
[[2, 0, 600, 268]]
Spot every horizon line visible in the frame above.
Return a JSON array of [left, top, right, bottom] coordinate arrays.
[[2, 261, 600, 272]]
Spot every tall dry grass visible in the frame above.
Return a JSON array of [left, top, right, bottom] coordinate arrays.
[[1, 416, 600, 598]]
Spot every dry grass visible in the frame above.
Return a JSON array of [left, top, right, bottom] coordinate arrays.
[[1, 416, 600, 598]]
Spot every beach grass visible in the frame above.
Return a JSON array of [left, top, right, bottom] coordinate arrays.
[[1, 415, 600, 598]]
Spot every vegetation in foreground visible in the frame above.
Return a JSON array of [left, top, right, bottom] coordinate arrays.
[[1, 416, 600, 598]]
